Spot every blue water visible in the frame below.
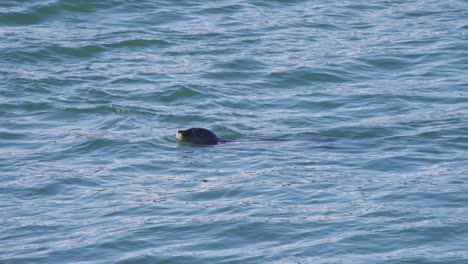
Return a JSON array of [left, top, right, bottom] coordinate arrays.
[[1, 0, 468, 263]]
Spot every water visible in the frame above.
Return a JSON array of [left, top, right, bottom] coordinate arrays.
[[1, 0, 467, 263]]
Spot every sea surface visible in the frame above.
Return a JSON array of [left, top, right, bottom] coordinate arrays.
[[1, 0, 467, 263]]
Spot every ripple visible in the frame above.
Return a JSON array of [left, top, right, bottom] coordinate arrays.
[[0, 11, 42, 25], [267, 69, 348, 86], [0, 0, 122, 26], [103, 38, 170, 49], [158, 85, 210, 103]]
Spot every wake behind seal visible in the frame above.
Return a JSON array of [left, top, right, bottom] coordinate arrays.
[[176, 128, 219, 144], [176, 127, 332, 146]]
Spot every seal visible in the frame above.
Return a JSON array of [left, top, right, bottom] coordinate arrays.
[[176, 128, 219, 144]]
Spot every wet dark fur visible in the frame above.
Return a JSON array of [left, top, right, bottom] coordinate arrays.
[[176, 128, 219, 144]]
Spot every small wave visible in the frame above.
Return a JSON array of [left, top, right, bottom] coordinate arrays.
[[213, 58, 268, 71], [103, 38, 170, 49], [197, 3, 245, 15], [4, 37, 169, 62], [0, 101, 54, 113], [108, 76, 153, 85], [359, 56, 412, 70], [159, 85, 209, 103], [267, 68, 348, 85], [0, 1, 61, 25], [70, 137, 118, 155], [0, 0, 124, 26], [0, 11, 41, 26], [61, 104, 125, 115], [60, 102, 159, 118], [1, 44, 105, 62], [51, 44, 108, 58]]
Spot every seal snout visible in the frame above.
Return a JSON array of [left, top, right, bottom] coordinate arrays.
[[176, 130, 185, 141]]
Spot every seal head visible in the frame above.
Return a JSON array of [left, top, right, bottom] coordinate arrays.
[[176, 128, 219, 144]]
